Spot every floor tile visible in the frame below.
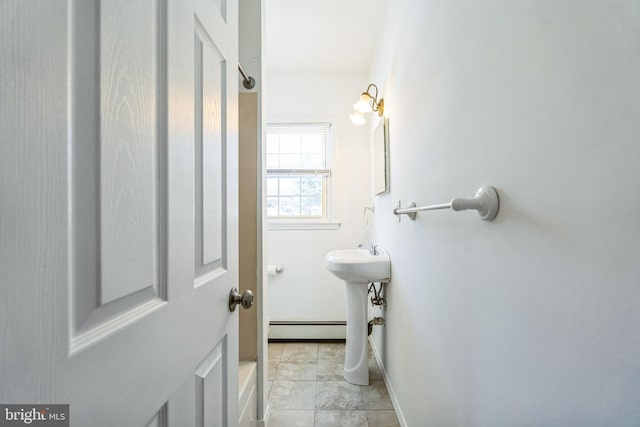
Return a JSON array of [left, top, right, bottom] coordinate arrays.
[[315, 410, 368, 427], [268, 342, 285, 360], [282, 343, 319, 360], [362, 381, 393, 410], [270, 380, 316, 410], [268, 358, 279, 381], [267, 341, 399, 425], [315, 381, 365, 410], [316, 358, 344, 381], [318, 342, 346, 359], [275, 358, 317, 381], [269, 410, 315, 427], [366, 410, 400, 427], [368, 357, 382, 381]]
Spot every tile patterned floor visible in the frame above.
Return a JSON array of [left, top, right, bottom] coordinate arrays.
[[268, 342, 400, 427]]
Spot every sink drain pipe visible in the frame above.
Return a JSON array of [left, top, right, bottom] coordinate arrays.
[[367, 281, 386, 335], [368, 317, 385, 336]]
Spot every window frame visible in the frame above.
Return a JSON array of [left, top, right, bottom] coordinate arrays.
[[265, 122, 333, 221]]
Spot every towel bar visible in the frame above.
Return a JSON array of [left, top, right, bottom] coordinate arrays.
[[393, 186, 499, 222]]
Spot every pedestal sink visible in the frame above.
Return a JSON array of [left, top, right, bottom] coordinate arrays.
[[324, 246, 390, 385]]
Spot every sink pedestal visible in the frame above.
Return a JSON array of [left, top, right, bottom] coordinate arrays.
[[344, 281, 369, 386], [323, 246, 390, 387]]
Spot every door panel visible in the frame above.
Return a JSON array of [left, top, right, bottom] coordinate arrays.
[[68, 0, 239, 425], [2, 0, 239, 422], [70, 0, 168, 354], [99, 0, 164, 305], [145, 405, 168, 427], [194, 24, 227, 276], [195, 340, 227, 427]]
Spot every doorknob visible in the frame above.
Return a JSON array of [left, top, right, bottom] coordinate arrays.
[[229, 288, 254, 312]]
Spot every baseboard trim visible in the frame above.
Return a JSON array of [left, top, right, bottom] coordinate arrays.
[[268, 321, 346, 340], [369, 337, 408, 427]]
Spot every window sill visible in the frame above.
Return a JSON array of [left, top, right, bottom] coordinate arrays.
[[267, 221, 341, 231]]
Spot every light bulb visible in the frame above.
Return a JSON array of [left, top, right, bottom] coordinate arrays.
[[350, 111, 366, 125], [353, 93, 372, 113]]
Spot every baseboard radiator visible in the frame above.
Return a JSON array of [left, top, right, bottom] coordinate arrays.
[[269, 321, 346, 340]]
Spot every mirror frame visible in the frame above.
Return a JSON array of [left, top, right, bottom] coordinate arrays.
[[374, 117, 390, 195]]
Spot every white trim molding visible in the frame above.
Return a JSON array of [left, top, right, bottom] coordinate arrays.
[[369, 336, 408, 427], [267, 221, 341, 231]]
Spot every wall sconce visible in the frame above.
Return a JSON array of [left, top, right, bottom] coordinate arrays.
[[349, 83, 384, 126]]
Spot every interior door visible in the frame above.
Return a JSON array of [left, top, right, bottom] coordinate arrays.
[[1, 0, 240, 425]]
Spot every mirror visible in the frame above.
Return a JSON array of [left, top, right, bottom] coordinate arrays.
[[373, 118, 390, 195]]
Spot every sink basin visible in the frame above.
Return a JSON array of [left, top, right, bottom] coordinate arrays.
[[324, 246, 391, 386], [324, 248, 391, 283]]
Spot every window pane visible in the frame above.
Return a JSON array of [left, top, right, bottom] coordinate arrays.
[[279, 154, 300, 169], [302, 134, 322, 153], [266, 134, 279, 153], [266, 154, 279, 169], [279, 176, 300, 196], [266, 177, 279, 196], [266, 197, 278, 216], [300, 176, 322, 196], [279, 135, 300, 153], [301, 196, 322, 216], [300, 154, 322, 169], [266, 123, 330, 219], [279, 197, 300, 216]]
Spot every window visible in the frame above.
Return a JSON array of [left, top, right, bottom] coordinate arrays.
[[266, 123, 331, 218]]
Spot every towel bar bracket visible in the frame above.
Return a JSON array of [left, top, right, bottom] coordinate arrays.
[[394, 186, 499, 222], [395, 201, 417, 222]]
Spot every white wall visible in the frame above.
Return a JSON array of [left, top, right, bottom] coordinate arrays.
[[266, 72, 372, 322], [369, 1, 640, 426]]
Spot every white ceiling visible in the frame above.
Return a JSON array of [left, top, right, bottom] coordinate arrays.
[[265, 0, 390, 73]]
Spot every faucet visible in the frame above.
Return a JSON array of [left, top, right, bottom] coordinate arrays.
[[358, 242, 379, 255]]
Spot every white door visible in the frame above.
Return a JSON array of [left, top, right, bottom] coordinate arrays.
[[0, 0, 240, 425]]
